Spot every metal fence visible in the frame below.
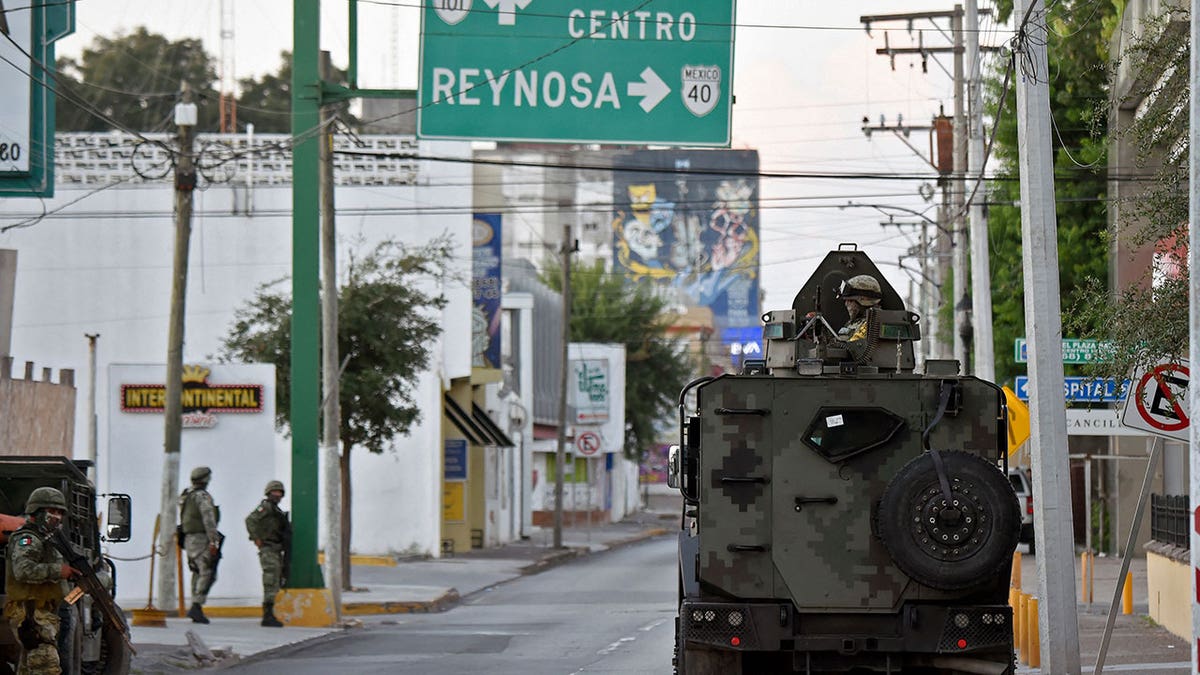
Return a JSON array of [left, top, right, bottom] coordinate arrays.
[[1150, 494, 1189, 549]]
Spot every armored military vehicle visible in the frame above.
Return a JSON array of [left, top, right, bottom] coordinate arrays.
[[669, 245, 1020, 674], [0, 456, 133, 674]]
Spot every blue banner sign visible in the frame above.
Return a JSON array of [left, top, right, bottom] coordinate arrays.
[[444, 439, 468, 480], [472, 213, 503, 369], [1014, 376, 1131, 402]]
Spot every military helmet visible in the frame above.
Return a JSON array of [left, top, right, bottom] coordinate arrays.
[[25, 487, 67, 514], [264, 480, 285, 496], [837, 274, 883, 307], [190, 466, 212, 483]]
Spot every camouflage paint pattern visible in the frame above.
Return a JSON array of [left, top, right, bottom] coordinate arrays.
[[695, 374, 1004, 611]]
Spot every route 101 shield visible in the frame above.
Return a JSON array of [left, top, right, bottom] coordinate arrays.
[[433, 0, 472, 25]]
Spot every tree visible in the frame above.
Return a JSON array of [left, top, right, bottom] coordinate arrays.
[[543, 260, 694, 462], [1066, 9, 1191, 379], [982, 0, 1118, 385], [55, 27, 219, 131], [219, 238, 453, 588], [237, 51, 357, 133]]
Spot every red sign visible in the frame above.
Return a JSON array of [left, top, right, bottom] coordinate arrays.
[[575, 431, 602, 456], [1133, 363, 1189, 432]]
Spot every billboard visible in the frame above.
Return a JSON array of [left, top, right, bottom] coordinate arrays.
[[611, 150, 760, 344], [472, 213, 503, 369]]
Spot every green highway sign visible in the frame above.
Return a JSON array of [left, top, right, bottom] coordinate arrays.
[[1014, 338, 1112, 364], [418, 0, 735, 145]]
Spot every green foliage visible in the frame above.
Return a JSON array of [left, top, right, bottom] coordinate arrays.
[[219, 238, 453, 454], [983, 0, 1115, 385], [237, 51, 358, 133], [543, 261, 694, 462], [55, 35, 355, 133], [1065, 10, 1190, 379], [55, 27, 218, 131]]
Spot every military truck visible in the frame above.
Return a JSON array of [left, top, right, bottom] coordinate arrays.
[[0, 456, 133, 674], [669, 245, 1020, 674]]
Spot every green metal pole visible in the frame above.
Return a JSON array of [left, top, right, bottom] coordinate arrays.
[[290, 0, 323, 589]]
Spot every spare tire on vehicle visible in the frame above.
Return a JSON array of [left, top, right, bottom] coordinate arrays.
[[877, 451, 1020, 590]]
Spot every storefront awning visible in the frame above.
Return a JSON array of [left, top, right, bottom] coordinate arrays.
[[442, 395, 514, 447]]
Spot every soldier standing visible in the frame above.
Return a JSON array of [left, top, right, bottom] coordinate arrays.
[[179, 466, 221, 624], [3, 487, 80, 674], [245, 480, 291, 627]]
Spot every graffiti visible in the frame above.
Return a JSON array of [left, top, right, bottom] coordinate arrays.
[[612, 151, 760, 332]]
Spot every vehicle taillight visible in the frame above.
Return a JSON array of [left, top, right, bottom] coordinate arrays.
[[1026, 496, 1033, 515]]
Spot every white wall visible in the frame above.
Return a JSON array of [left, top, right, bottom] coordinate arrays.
[[106, 363, 280, 606], [0, 138, 473, 567]]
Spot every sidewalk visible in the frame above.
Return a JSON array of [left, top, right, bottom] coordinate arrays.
[[127, 509, 677, 671], [1013, 544, 1190, 673]]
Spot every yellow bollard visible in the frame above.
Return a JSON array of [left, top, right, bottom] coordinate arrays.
[[1123, 571, 1134, 615], [1081, 552, 1089, 602], [1017, 593, 1029, 664], [1012, 550, 1022, 590], [1029, 597, 1041, 668]]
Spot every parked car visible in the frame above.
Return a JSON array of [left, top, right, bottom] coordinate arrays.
[[1009, 467, 1035, 554]]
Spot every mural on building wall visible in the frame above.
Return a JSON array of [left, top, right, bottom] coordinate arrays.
[[611, 150, 760, 341], [472, 213, 503, 369]]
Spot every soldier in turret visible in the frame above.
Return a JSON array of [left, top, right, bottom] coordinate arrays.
[[245, 480, 291, 627], [835, 274, 883, 342], [179, 466, 221, 624], [3, 487, 80, 674]]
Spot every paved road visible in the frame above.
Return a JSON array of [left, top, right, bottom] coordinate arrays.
[[226, 536, 677, 674]]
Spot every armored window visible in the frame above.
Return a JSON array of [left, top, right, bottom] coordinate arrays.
[[802, 407, 905, 461]]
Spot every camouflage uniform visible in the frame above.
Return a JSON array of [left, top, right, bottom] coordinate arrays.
[[245, 481, 290, 627], [179, 485, 220, 605], [245, 497, 289, 602], [4, 516, 69, 673]]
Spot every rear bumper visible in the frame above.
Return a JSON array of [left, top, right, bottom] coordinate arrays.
[[679, 600, 1013, 663]]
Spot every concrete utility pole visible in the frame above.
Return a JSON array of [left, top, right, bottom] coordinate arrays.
[[1012, 0, 1081, 671], [318, 50, 343, 620], [156, 82, 197, 611], [1189, 4, 1200, 670], [553, 225, 575, 549], [964, 0, 995, 381], [951, 5, 971, 372], [85, 333, 99, 479]]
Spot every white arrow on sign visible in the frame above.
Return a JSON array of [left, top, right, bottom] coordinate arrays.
[[627, 67, 670, 113], [483, 0, 532, 25]]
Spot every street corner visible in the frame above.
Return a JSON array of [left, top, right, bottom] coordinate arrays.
[[519, 547, 586, 575], [343, 588, 462, 616]]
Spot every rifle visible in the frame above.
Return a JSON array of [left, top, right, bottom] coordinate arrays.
[[205, 532, 226, 592], [48, 530, 136, 656]]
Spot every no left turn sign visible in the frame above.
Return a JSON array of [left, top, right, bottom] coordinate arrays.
[[1121, 358, 1190, 441], [575, 430, 602, 457]]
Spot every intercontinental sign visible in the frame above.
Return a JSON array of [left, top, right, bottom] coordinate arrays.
[[120, 365, 263, 428]]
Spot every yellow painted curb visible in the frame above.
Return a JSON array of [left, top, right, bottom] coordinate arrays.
[[196, 589, 461, 620], [343, 590, 460, 616], [275, 588, 337, 627], [202, 606, 263, 619], [316, 552, 398, 567]]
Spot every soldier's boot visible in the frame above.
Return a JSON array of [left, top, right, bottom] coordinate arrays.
[[187, 603, 210, 624], [261, 602, 283, 627]]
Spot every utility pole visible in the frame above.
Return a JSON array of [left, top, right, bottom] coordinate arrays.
[[553, 224, 575, 549], [1191, 3, 1200, 671], [965, 0, 995, 380], [85, 333, 99, 480], [862, 8, 999, 369], [156, 82, 197, 611], [1012, 0, 1081, 671], [318, 50, 343, 620], [951, 5, 971, 372]]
